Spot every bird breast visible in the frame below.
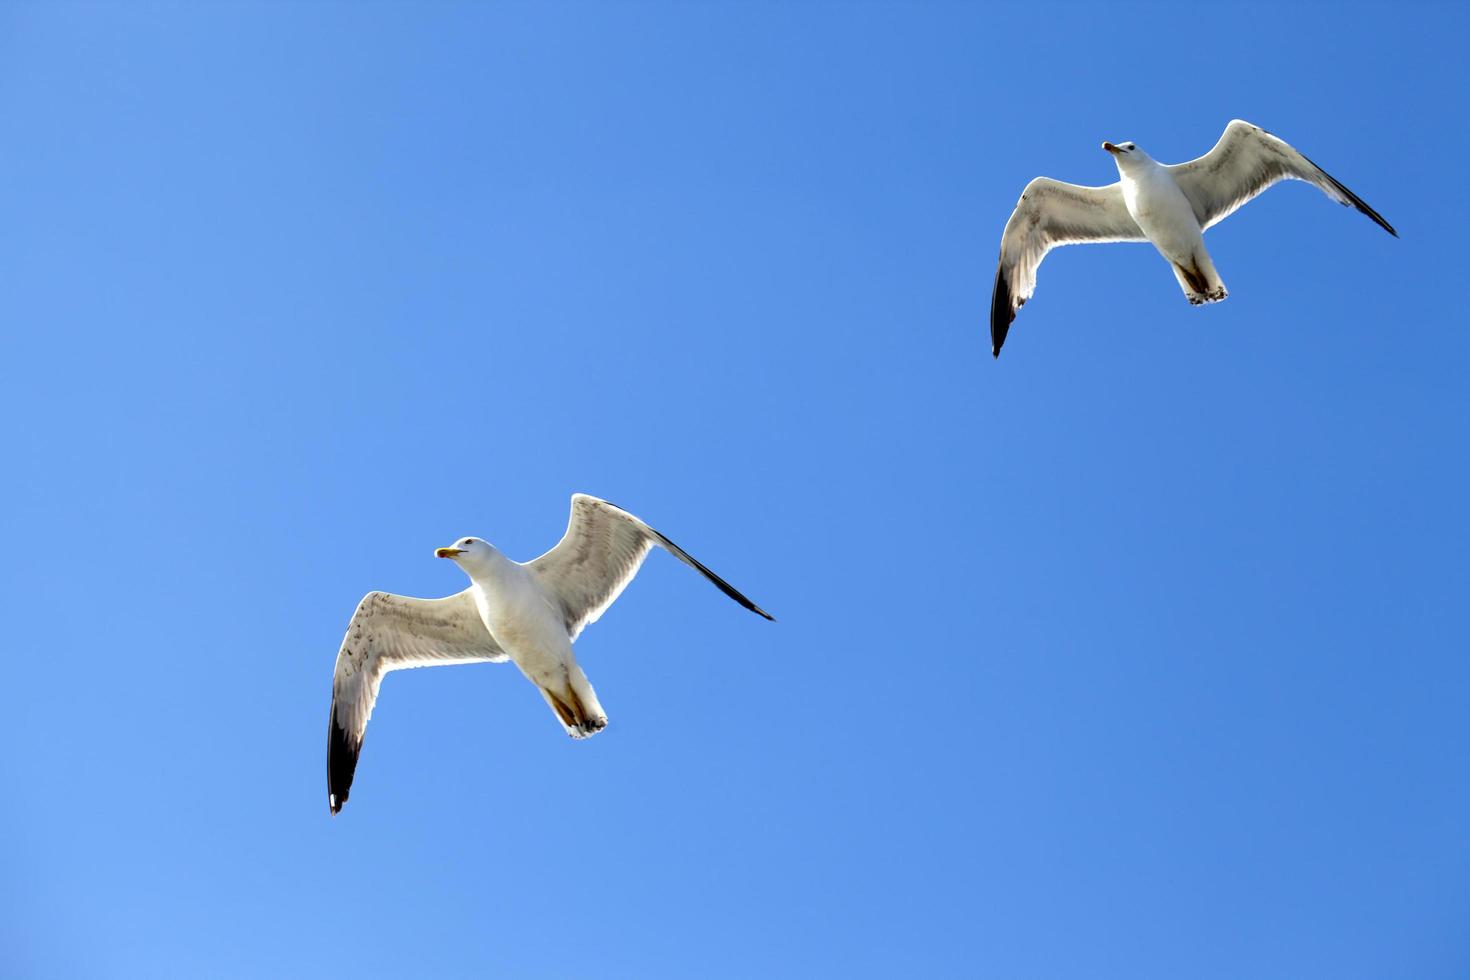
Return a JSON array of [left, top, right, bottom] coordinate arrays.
[[471, 572, 566, 655], [1121, 168, 1202, 255]]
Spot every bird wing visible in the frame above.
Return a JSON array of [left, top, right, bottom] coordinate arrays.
[[990, 177, 1146, 357], [328, 588, 506, 814], [1167, 119, 1397, 236], [526, 493, 774, 640]]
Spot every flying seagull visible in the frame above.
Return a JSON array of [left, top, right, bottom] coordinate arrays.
[[327, 493, 773, 814], [989, 119, 1396, 357]]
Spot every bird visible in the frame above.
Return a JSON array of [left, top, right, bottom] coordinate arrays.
[[988, 119, 1396, 357], [326, 493, 773, 814]]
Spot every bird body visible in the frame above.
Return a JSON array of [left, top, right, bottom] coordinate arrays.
[[1112, 143, 1228, 304], [988, 120, 1396, 357], [462, 548, 565, 669], [326, 493, 773, 814], [460, 548, 606, 737]]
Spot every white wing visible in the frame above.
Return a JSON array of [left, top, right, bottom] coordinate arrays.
[[526, 493, 774, 640], [327, 589, 506, 814], [1167, 119, 1397, 235], [990, 177, 1146, 357]]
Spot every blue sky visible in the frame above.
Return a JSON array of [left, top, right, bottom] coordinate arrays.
[[1, 2, 1466, 977]]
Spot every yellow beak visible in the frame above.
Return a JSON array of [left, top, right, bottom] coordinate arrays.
[[435, 547, 464, 559], [1102, 141, 1122, 155]]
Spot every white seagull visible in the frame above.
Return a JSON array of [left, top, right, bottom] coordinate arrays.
[[989, 119, 1396, 357], [327, 493, 773, 814]]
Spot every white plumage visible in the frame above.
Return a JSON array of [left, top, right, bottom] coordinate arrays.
[[327, 493, 773, 814], [989, 120, 1397, 357]]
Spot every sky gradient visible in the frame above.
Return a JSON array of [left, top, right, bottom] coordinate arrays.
[[1, 2, 1467, 977]]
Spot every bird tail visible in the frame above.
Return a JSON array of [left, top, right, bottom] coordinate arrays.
[[1172, 253, 1228, 306], [540, 675, 607, 739]]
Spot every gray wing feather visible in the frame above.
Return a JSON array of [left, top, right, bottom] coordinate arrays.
[[327, 589, 505, 813], [527, 493, 774, 640], [990, 178, 1145, 356], [1167, 119, 1396, 235]]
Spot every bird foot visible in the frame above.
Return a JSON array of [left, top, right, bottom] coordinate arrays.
[[1186, 286, 1228, 306], [567, 716, 607, 739]]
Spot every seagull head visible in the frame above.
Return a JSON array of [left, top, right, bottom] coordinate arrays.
[[1102, 141, 1149, 166], [435, 537, 499, 569]]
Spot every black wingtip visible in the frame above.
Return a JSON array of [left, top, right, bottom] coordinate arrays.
[[327, 713, 361, 816], [650, 528, 775, 623], [1352, 195, 1398, 238], [989, 260, 1014, 358], [1300, 151, 1397, 238], [712, 574, 775, 622]]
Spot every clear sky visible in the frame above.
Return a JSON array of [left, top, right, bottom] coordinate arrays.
[[1, 2, 1466, 977]]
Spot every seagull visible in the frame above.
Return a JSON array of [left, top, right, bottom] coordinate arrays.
[[326, 493, 773, 814], [989, 119, 1396, 357]]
